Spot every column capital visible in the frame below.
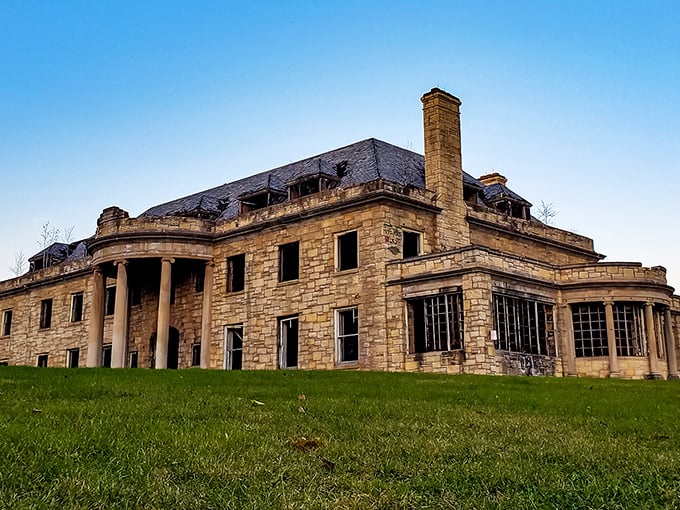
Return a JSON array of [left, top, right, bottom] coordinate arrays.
[[204, 259, 215, 268], [603, 299, 614, 306], [645, 299, 655, 307], [161, 257, 175, 264], [113, 259, 128, 267]]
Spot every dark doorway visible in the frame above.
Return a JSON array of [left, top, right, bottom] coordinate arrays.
[[150, 326, 181, 369]]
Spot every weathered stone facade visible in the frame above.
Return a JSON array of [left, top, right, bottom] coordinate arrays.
[[1, 88, 678, 379]]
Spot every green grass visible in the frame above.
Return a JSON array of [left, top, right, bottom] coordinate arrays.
[[0, 369, 678, 509]]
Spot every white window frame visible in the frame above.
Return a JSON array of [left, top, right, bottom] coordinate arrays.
[[70, 292, 84, 323], [278, 316, 299, 369], [335, 229, 359, 271], [223, 325, 244, 370], [66, 348, 79, 368], [336, 306, 359, 364], [402, 229, 422, 258]]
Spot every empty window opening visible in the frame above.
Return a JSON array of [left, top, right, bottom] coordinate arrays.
[[39, 299, 53, 329], [2, 310, 12, 336], [408, 293, 464, 353], [67, 348, 79, 368], [193, 269, 205, 293], [572, 303, 607, 357], [104, 286, 116, 316], [279, 242, 299, 282], [102, 344, 112, 368], [226, 254, 245, 292], [191, 344, 201, 367], [279, 317, 298, 369], [37, 354, 48, 367], [613, 303, 647, 357], [224, 326, 243, 370], [402, 231, 421, 258], [129, 351, 138, 368], [70, 292, 84, 322], [494, 294, 555, 356], [337, 231, 358, 271], [0, 360, 8, 366], [287, 174, 339, 199], [130, 286, 142, 306], [239, 189, 287, 214], [337, 308, 359, 363]]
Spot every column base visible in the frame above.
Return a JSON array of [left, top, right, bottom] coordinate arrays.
[[565, 372, 579, 378], [645, 373, 664, 380], [667, 374, 680, 380], [608, 371, 622, 379]]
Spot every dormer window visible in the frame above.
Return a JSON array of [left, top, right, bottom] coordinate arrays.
[[238, 188, 287, 214], [287, 172, 339, 200]]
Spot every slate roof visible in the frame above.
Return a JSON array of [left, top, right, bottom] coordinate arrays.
[[141, 138, 513, 220], [482, 182, 531, 205]]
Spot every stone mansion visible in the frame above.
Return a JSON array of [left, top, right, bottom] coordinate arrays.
[[1, 88, 678, 379]]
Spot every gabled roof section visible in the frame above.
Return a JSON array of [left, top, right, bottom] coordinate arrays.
[[482, 182, 532, 206]]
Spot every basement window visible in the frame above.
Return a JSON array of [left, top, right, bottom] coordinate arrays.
[[402, 231, 421, 258], [337, 231, 358, 271], [0, 360, 8, 366], [226, 254, 245, 292], [572, 303, 607, 357], [336, 307, 359, 364], [37, 354, 48, 367], [1, 309, 11, 336], [224, 325, 243, 370], [102, 344, 112, 368], [279, 242, 299, 282], [191, 344, 201, 367], [67, 348, 79, 368], [39, 299, 53, 329], [493, 294, 555, 356], [104, 286, 116, 316], [129, 351, 138, 368], [408, 293, 464, 353], [70, 292, 84, 322]]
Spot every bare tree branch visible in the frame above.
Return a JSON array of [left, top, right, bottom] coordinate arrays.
[[536, 201, 558, 225], [9, 251, 26, 277]]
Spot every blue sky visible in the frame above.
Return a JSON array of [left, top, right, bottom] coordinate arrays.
[[1, 1, 679, 288]]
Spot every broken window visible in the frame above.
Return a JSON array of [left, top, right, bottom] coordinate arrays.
[[279, 242, 299, 282], [129, 351, 138, 368], [226, 254, 245, 292], [191, 344, 201, 367], [287, 174, 339, 199], [239, 189, 287, 214], [102, 344, 112, 368], [279, 316, 298, 369], [493, 294, 555, 356], [37, 354, 48, 367], [130, 286, 142, 306], [1, 310, 11, 336], [70, 292, 84, 322], [402, 231, 421, 258], [104, 286, 116, 316], [224, 325, 243, 370], [572, 303, 608, 357], [337, 231, 358, 271], [67, 348, 79, 368], [613, 303, 647, 357], [408, 293, 464, 353], [336, 307, 359, 363], [39, 299, 53, 329]]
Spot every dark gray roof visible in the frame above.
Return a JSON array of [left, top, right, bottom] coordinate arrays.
[[141, 138, 514, 220], [482, 182, 531, 206]]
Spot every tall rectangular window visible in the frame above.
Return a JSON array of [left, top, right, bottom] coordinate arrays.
[[226, 254, 245, 292], [193, 269, 205, 293], [70, 292, 84, 322], [129, 351, 138, 368], [67, 348, 79, 368], [1, 310, 12, 336], [224, 326, 243, 370], [402, 231, 421, 259], [104, 287, 116, 316], [279, 316, 298, 368], [337, 231, 358, 270], [191, 344, 201, 367], [493, 294, 555, 356], [102, 344, 112, 368], [613, 303, 647, 357], [408, 293, 464, 353], [279, 242, 299, 282], [39, 299, 53, 329], [572, 303, 607, 357], [130, 286, 142, 306], [336, 307, 359, 363]]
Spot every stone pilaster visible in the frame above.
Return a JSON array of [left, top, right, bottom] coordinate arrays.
[[604, 300, 620, 377], [86, 267, 105, 367], [462, 272, 495, 374], [561, 303, 578, 376], [111, 260, 129, 368], [155, 257, 174, 369], [200, 261, 214, 369], [664, 308, 679, 379], [645, 301, 662, 379]]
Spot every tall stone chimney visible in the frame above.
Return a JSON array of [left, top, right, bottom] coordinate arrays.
[[421, 87, 470, 250]]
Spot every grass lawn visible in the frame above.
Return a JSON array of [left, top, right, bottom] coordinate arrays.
[[0, 368, 678, 509]]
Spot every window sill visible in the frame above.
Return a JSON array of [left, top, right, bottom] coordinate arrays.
[[226, 289, 246, 296], [277, 280, 299, 287], [335, 361, 359, 369], [335, 267, 359, 275]]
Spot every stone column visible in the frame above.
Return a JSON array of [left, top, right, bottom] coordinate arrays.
[[155, 258, 174, 369], [111, 260, 129, 368], [645, 301, 662, 379], [664, 308, 679, 379], [561, 303, 577, 376], [200, 261, 214, 369], [86, 267, 105, 367], [603, 300, 620, 377]]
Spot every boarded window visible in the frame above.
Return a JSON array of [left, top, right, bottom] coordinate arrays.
[[39, 299, 53, 329], [494, 294, 555, 356], [337, 307, 359, 363], [226, 254, 245, 292], [408, 293, 464, 353], [403, 231, 420, 258], [1, 310, 12, 336], [337, 231, 358, 270], [279, 242, 299, 282], [572, 303, 607, 357], [71, 292, 84, 322]]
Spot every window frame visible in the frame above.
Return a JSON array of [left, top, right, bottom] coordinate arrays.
[[493, 294, 555, 357], [70, 292, 84, 323], [336, 307, 359, 364], [279, 242, 300, 282], [37, 353, 48, 367], [278, 316, 299, 369], [572, 302, 608, 358], [408, 292, 465, 354], [191, 344, 201, 367], [1, 309, 12, 336], [226, 254, 246, 293], [402, 230, 421, 259], [336, 230, 358, 271], [67, 348, 80, 368], [39, 298, 53, 329], [104, 286, 116, 316], [224, 325, 244, 370]]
